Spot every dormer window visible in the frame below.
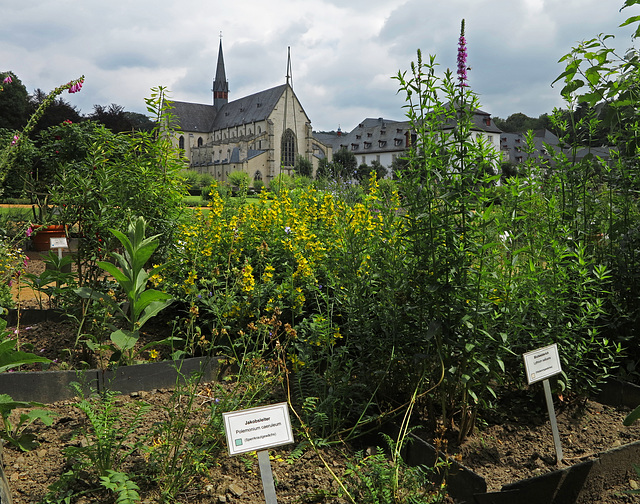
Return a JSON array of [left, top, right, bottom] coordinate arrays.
[[380, 130, 386, 135], [356, 135, 361, 139], [378, 140, 387, 148], [364, 142, 371, 149], [367, 132, 372, 138], [395, 138, 403, 146], [351, 143, 359, 150], [484, 117, 491, 126]]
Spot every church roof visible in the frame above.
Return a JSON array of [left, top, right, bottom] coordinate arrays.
[[172, 83, 304, 134], [213, 84, 288, 130], [171, 101, 216, 133]]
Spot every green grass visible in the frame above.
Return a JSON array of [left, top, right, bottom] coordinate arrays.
[[183, 195, 205, 207], [0, 207, 31, 220]]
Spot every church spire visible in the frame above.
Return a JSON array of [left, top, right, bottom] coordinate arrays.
[[213, 37, 229, 109]]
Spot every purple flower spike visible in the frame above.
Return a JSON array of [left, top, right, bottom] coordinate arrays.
[[457, 19, 469, 88]]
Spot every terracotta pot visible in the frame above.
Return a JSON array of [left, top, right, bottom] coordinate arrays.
[[31, 224, 67, 252]]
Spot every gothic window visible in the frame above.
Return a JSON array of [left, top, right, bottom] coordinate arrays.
[[254, 170, 263, 181], [197, 137, 203, 147], [281, 128, 296, 167], [179, 136, 185, 150]]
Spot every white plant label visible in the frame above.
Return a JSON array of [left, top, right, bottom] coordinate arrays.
[[49, 237, 68, 249], [523, 343, 562, 385], [223, 402, 294, 456]]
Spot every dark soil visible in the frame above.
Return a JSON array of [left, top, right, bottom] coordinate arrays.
[[2, 383, 354, 504], [454, 393, 640, 501], [5, 257, 640, 503]]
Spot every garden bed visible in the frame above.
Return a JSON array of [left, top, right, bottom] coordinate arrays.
[[403, 385, 640, 503], [5, 312, 640, 503], [3, 384, 354, 504]]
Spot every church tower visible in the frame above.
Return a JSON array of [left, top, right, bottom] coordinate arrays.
[[212, 39, 229, 110]]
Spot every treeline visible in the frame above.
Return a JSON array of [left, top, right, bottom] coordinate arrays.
[[0, 71, 153, 136]]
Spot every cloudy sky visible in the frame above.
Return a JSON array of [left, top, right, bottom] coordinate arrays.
[[1, 0, 638, 132]]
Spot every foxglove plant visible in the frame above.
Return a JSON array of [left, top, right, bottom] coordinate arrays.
[[0, 75, 85, 192]]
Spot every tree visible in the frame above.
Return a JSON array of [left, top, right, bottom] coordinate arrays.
[[356, 162, 370, 181], [89, 103, 135, 133], [124, 111, 154, 132], [0, 72, 30, 130], [294, 155, 313, 177], [370, 160, 388, 180], [315, 157, 332, 179], [28, 89, 83, 136], [390, 155, 410, 179], [332, 148, 357, 179]]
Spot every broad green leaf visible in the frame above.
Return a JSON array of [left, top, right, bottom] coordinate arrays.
[[0, 351, 51, 373], [110, 329, 138, 352], [137, 299, 173, 328], [98, 261, 131, 287], [0, 395, 44, 414], [624, 404, 640, 426]]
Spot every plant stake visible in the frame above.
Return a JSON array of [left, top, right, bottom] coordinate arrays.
[[523, 343, 564, 463], [223, 403, 294, 504]]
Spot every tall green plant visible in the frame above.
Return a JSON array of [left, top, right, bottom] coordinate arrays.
[[51, 88, 186, 290], [394, 32, 504, 438], [75, 217, 173, 364]]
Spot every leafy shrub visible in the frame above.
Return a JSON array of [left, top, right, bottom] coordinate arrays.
[[226, 170, 250, 190]]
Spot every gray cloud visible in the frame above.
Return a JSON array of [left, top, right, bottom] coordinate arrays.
[[0, 0, 638, 131]]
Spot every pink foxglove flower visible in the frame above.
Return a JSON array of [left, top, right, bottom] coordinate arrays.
[[457, 19, 469, 88], [11, 134, 18, 146], [68, 78, 84, 94], [26, 226, 33, 237], [2, 75, 11, 84]]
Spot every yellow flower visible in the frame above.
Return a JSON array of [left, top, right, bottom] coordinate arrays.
[[241, 264, 255, 292], [262, 264, 275, 282]]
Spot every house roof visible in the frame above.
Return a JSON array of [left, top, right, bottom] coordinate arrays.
[[441, 102, 502, 134], [319, 117, 413, 155]]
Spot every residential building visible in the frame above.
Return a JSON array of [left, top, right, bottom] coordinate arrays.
[[315, 118, 414, 172], [500, 130, 558, 166], [318, 106, 502, 177], [500, 129, 613, 171]]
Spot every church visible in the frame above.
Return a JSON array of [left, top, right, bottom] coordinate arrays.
[[170, 41, 329, 184]]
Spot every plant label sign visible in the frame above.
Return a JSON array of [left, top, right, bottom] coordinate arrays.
[[523, 343, 562, 385], [49, 237, 68, 249], [223, 402, 294, 456]]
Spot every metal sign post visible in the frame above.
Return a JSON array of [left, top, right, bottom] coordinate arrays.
[[223, 403, 294, 504], [523, 343, 564, 463], [49, 237, 68, 261], [257, 450, 278, 504]]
